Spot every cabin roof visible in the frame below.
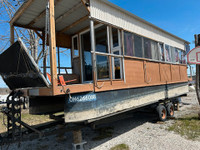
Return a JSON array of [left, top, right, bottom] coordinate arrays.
[[10, 0, 190, 44], [11, 0, 90, 35]]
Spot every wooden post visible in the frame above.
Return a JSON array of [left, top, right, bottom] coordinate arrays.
[[10, 24, 14, 45], [49, 0, 58, 95]]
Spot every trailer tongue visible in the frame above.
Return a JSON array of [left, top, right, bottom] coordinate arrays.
[[0, 39, 49, 90]]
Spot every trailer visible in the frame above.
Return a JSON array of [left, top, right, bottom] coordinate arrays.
[[0, 0, 190, 125]]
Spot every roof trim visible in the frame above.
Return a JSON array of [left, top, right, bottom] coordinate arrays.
[[98, 0, 190, 44]]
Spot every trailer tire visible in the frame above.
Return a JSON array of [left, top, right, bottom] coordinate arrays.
[[166, 103, 174, 117], [156, 105, 167, 122]]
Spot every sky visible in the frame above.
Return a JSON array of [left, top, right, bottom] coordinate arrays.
[[0, 0, 200, 87]]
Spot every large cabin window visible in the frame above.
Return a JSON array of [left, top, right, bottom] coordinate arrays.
[[159, 43, 165, 61], [95, 25, 108, 53], [134, 34, 143, 58], [165, 45, 171, 62], [96, 55, 110, 79], [151, 40, 160, 60], [111, 27, 122, 79], [124, 31, 134, 56], [175, 48, 179, 63], [144, 38, 152, 59]]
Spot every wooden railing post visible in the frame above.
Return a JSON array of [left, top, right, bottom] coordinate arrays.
[[49, 0, 58, 95]]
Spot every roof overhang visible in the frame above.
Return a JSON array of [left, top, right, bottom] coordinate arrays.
[[10, 0, 90, 35]]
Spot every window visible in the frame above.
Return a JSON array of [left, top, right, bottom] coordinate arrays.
[[144, 38, 152, 59], [175, 48, 179, 63], [95, 25, 108, 53], [151, 40, 159, 60], [171, 47, 176, 63], [159, 43, 165, 61], [112, 28, 119, 47], [72, 36, 79, 58], [96, 55, 110, 79], [112, 57, 122, 79], [134, 34, 143, 57], [165, 45, 171, 62], [182, 51, 186, 64], [124, 31, 134, 56]]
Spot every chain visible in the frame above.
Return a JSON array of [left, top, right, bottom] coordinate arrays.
[[44, 2, 50, 60]]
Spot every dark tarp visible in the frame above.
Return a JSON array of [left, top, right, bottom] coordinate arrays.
[[0, 39, 49, 90]]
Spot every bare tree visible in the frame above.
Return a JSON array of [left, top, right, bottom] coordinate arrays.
[[0, 0, 42, 63]]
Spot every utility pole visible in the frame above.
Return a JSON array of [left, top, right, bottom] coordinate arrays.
[[194, 34, 200, 119]]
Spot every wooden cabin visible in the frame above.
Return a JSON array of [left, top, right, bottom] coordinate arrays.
[[8, 0, 189, 123]]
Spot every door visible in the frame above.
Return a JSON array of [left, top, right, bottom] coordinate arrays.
[[80, 30, 93, 82], [110, 27, 123, 79]]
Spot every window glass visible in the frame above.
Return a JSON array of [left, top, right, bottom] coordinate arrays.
[[73, 36, 79, 57], [95, 25, 108, 53], [151, 40, 159, 60], [159, 43, 165, 61], [113, 57, 121, 79], [182, 51, 186, 64], [124, 31, 134, 56], [175, 48, 179, 63], [165, 45, 171, 62], [179, 50, 183, 63], [96, 55, 109, 79], [144, 38, 152, 59], [171, 47, 176, 63], [134, 34, 143, 58], [112, 28, 119, 47], [81, 31, 92, 81]]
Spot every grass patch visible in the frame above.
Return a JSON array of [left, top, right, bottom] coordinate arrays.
[[0, 109, 52, 133], [92, 126, 114, 141], [168, 114, 200, 140], [110, 144, 129, 150]]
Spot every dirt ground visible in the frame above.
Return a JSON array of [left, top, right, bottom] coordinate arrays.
[[0, 91, 200, 150]]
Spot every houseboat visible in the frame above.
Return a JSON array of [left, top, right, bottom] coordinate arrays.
[[0, 0, 190, 123]]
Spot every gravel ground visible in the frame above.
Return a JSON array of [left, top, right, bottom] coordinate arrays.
[[1, 91, 200, 150]]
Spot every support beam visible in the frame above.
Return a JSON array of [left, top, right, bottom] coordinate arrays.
[[28, 0, 63, 27], [33, 30, 43, 39], [10, 0, 35, 24], [56, 2, 82, 24], [49, 0, 58, 95], [10, 24, 14, 45], [59, 15, 88, 33], [90, 19, 96, 91]]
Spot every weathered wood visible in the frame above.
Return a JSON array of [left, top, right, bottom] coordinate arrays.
[[10, 24, 14, 45], [33, 30, 43, 39], [73, 130, 82, 144], [56, 2, 83, 24], [49, 0, 58, 95], [81, 0, 90, 12], [59, 15, 88, 33], [10, 0, 35, 24], [13, 23, 43, 31]]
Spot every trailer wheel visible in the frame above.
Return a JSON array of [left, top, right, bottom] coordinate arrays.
[[156, 105, 167, 121], [166, 103, 174, 117]]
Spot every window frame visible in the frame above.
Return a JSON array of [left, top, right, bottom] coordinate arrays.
[[72, 35, 79, 59]]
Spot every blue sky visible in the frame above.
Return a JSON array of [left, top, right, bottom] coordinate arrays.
[[0, 0, 199, 87]]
